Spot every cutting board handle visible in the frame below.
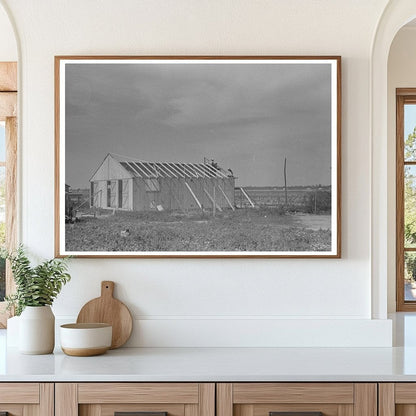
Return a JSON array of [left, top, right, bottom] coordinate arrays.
[[101, 281, 115, 298]]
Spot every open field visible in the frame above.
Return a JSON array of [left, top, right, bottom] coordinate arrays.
[[65, 208, 331, 252], [235, 186, 331, 213]]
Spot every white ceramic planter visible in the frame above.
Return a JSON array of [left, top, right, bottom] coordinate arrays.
[[19, 306, 55, 354]]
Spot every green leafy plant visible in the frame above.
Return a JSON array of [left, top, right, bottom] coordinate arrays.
[[3, 246, 71, 316]]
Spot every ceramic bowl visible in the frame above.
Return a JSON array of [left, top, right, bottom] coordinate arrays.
[[60, 323, 112, 356]]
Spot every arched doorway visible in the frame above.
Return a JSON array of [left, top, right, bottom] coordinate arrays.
[[371, 1, 416, 318]]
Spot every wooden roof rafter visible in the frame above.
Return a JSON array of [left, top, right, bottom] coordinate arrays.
[[154, 163, 172, 178], [136, 162, 157, 178], [203, 163, 228, 178], [108, 153, 233, 180], [160, 162, 178, 178], [191, 163, 210, 178], [166, 162, 186, 178], [125, 161, 145, 178], [179, 163, 198, 178]]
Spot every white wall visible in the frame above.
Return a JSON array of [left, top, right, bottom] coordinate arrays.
[[0, 3, 16, 61], [387, 26, 416, 312], [0, 0, 393, 347]]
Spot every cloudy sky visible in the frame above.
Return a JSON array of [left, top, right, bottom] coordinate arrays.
[[65, 60, 332, 189]]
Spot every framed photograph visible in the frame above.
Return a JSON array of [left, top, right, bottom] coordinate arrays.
[[55, 56, 341, 258]]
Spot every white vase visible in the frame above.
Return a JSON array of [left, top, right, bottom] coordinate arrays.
[[19, 306, 55, 354]]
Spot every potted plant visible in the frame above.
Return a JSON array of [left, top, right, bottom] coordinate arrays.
[[4, 246, 71, 354]]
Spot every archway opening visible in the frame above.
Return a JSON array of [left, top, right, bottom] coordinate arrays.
[[387, 19, 416, 313], [371, 2, 416, 322]]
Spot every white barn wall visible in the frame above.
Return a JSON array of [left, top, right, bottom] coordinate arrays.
[[90, 154, 134, 209], [0, 0, 393, 346], [90, 155, 133, 182]]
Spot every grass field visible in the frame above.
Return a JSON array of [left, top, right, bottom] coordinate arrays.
[[65, 208, 331, 252]]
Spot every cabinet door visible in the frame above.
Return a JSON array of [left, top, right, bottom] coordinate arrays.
[[56, 383, 215, 416], [0, 383, 53, 416], [379, 383, 416, 416], [217, 383, 377, 416]]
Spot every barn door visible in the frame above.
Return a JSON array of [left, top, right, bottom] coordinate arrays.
[[106, 181, 111, 207], [122, 179, 130, 209], [107, 180, 117, 208], [118, 180, 123, 208], [90, 182, 94, 207], [93, 182, 104, 208], [110, 181, 117, 207]]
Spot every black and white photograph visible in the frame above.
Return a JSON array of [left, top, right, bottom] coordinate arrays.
[[55, 56, 341, 257]]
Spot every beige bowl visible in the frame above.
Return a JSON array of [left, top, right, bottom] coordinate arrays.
[[60, 323, 112, 356]]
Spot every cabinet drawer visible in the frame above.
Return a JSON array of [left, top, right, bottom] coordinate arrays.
[[56, 383, 215, 416], [78, 383, 200, 404], [0, 383, 39, 403], [0, 383, 53, 415], [217, 383, 376, 416]]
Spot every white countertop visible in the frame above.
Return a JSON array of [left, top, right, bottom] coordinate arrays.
[[2, 313, 416, 382], [2, 345, 416, 382]]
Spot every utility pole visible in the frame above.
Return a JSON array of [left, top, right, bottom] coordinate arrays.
[[284, 157, 288, 207]]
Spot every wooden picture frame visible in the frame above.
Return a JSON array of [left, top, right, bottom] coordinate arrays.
[[55, 56, 341, 258]]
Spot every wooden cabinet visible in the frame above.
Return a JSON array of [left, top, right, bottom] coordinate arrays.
[[217, 383, 377, 416], [379, 383, 416, 416], [0, 383, 53, 416], [0, 380, 412, 416], [55, 383, 215, 416]]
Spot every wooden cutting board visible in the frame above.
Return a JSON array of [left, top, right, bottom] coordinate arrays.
[[76, 281, 133, 349]]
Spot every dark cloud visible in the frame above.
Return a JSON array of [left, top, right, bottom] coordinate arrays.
[[65, 61, 333, 188]]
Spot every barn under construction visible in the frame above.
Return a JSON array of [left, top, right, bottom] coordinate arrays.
[[89, 153, 236, 212]]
